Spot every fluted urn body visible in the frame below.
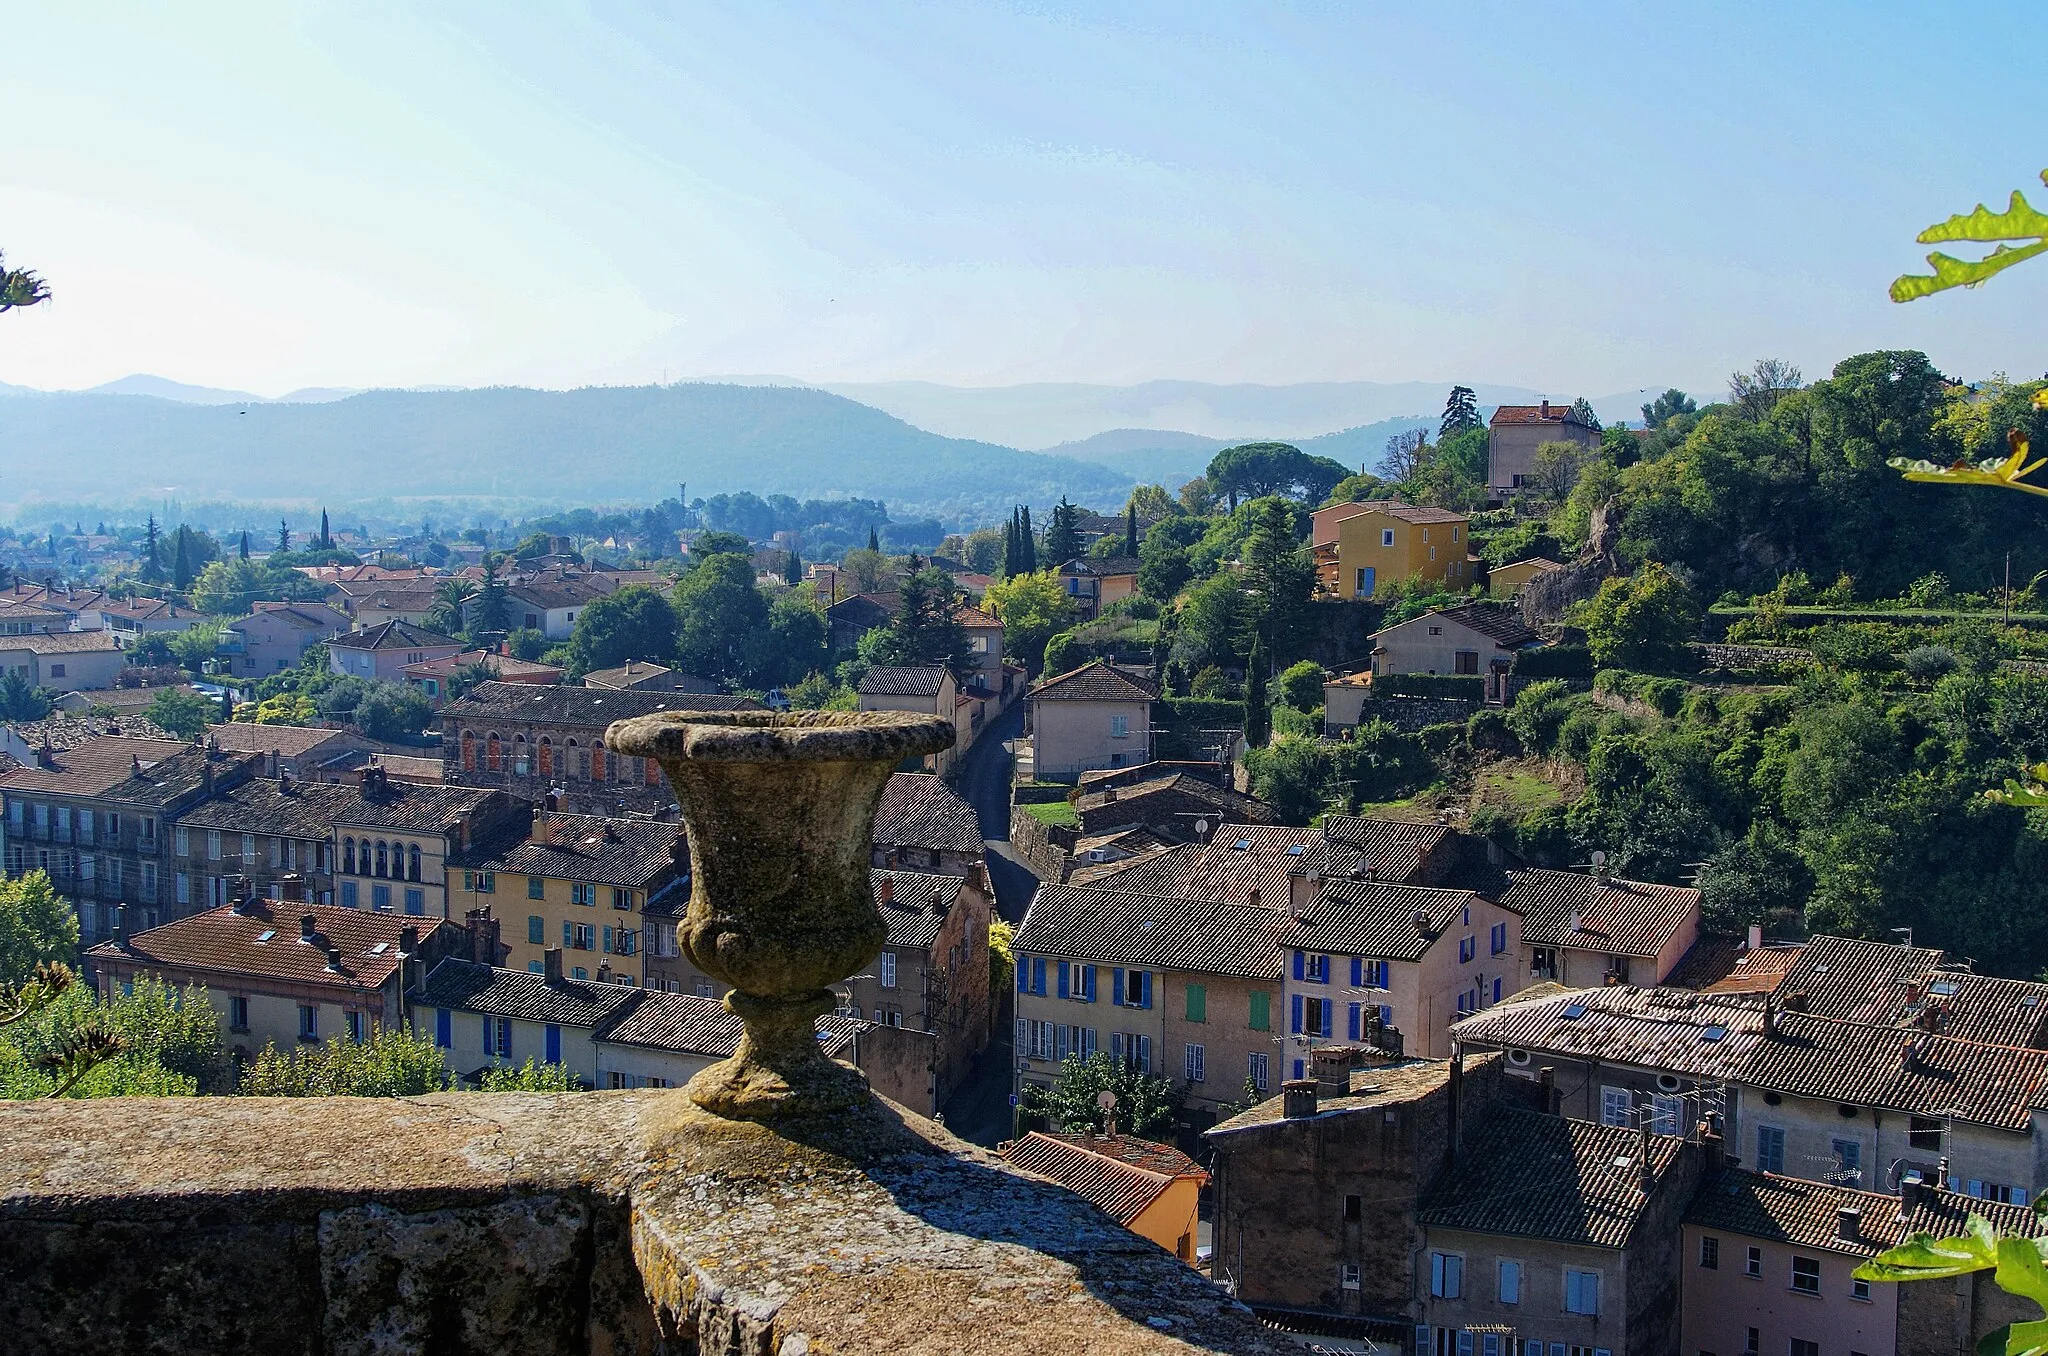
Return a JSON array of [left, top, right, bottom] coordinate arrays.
[[605, 709, 955, 1119]]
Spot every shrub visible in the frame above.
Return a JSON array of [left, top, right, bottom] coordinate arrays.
[[1374, 673, 1485, 699], [1189, 666, 1236, 700], [1276, 660, 1325, 712], [1510, 645, 1594, 679], [1903, 645, 1958, 680], [1466, 708, 1518, 755], [1507, 679, 1574, 754]]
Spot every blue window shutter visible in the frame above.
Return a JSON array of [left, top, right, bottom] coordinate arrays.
[[1416, 1328, 1430, 1356], [1141, 972, 1153, 1009], [1083, 965, 1096, 1001], [1112, 968, 1125, 1006], [435, 1008, 451, 1047], [1017, 956, 1029, 993], [1291, 993, 1303, 1034], [1321, 999, 1333, 1034], [1292, 950, 1304, 981], [1493, 977, 1502, 1003], [481, 1015, 492, 1053], [1292, 1059, 1303, 1080], [563, 920, 572, 947], [1032, 957, 1046, 994], [545, 1024, 561, 1063], [1350, 956, 1362, 986], [1057, 962, 1069, 998], [1348, 1003, 1361, 1040], [1379, 961, 1390, 988], [1380, 1004, 1393, 1027]]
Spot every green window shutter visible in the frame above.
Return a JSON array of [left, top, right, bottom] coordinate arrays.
[[1185, 983, 1206, 1023], [1248, 990, 1269, 1031]]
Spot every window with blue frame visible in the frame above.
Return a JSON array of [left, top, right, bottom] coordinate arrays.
[[1458, 935, 1476, 963], [1112, 968, 1152, 1008], [434, 1008, 451, 1048], [340, 880, 358, 908], [404, 888, 424, 916], [1350, 957, 1390, 989], [1490, 921, 1508, 955], [528, 915, 545, 944], [371, 883, 391, 912]]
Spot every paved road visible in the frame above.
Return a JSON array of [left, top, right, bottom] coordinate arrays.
[[955, 699, 1039, 925], [940, 698, 1035, 1146]]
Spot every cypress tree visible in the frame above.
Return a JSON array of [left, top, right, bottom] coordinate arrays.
[[172, 526, 193, 590], [277, 518, 291, 552], [142, 515, 163, 582], [1125, 503, 1138, 557], [239, 531, 250, 560], [783, 547, 803, 585], [1243, 642, 1270, 748], [319, 508, 332, 550], [867, 525, 880, 553], [1019, 506, 1036, 572]]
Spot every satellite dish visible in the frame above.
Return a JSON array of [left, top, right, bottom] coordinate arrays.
[[1590, 850, 1608, 868], [1096, 1090, 1118, 1110]]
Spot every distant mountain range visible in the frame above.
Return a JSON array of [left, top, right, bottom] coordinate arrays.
[[0, 374, 1693, 527]]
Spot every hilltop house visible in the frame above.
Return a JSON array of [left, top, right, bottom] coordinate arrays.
[[1027, 660, 1155, 784], [1487, 401, 1601, 499], [1365, 602, 1540, 699], [327, 620, 463, 684], [222, 602, 352, 678], [1056, 557, 1142, 619]]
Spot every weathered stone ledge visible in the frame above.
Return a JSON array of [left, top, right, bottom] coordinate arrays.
[[0, 1091, 1280, 1355]]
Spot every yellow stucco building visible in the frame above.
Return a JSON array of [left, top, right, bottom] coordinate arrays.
[[1314, 502, 1472, 600], [1486, 555, 1564, 598]]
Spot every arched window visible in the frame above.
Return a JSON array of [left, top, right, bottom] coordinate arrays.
[[591, 743, 606, 781], [460, 730, 476, 771], [513, 733, 528, 776], [485, 732, 502, 771], [408, 843, 421, 882], [375, 840, 388, 878], [342, 837, 356, 875], [644, 755, 660, 786], [537, 738, 553, 777]]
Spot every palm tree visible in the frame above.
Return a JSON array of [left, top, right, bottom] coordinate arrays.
[[0, 250, 50, 312], [428, 578, 478, 637]]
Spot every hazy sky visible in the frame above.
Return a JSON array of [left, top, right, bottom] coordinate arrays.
[[2, 2, 2042, 397]]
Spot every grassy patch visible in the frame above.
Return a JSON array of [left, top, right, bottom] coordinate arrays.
[[1020, 799, 1079, 829], [1343, 784, 1455, 823], [1476, 765, 1567, 815]]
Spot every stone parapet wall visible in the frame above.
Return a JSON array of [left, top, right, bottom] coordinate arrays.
[[0, 1087, 1280, 1355], [1359, 694, 1483, 731]]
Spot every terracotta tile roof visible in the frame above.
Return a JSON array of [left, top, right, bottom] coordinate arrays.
[[1288, 879, 1484, 962], [203, 722, 358, 759], [1502, 868, 1700, 960], [858, 666, 950, 697], [1425, 602, 1541, 648], [458, 813, 683, 887], [403, 651, 563, 681], [1420, 1107, 1686, 1248], [581, 660, 677, 689], [1030, 660, 1156, 703], [1450, 984, 1768, 1080], [1740, 1009, 2048, 1130], [1319, 816, 1455, 882], [1666, 936, 1807, 996], [1769, 934, 2048, 1048], [1, 629, 122, 655], [334, 781, 504, 834], [952, 602, 1002, 628], [1060, 556, 1143, 578], [1379, 505, 1468, 525], [1000, 1131, 1205, 1225], [1489, 404, 1596, 429], [1210, 1057, 1457, 1133], [1684, 1169, 1907, 1257], [329, 619, 460, 651], [873, 772, 982, 855], [1080, 833, 1362, 909], [176, 778, 363, 839], [1017, 882, 1284, 979], [442, 680, 762, 725], [413, 957, 646, 1028], [874, 868, 966, 950], [595, 986, 863, 1060], [89, 899, 452, 990], [1075, 772, 1276, 834], [1905, 1187, 2048, 1239], [0, 734, 190, 796]]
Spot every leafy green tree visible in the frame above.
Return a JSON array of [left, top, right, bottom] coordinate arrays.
[[1727, 359, 1803, 421], [503, 627, 548, 661], [0, 872, 78, 987], [1176, 570, 1251, 671], [1582, 563, 1702, 672], [1042, 497, 1083, 565], [1441, 385, 1481, 439], [189, 559, 325, 614], [1529, 441, 1585, 503], [1125, 484, 1178, 522], [1138, 516, 1205, 601], [477, 1058, 578, 1091], [166, 620, 225, 673], [1206, 442, 1351, 510], [1640, 388, 1697, 428], [761, 590, 830, 687], [566, 585, 678, 676], [353, 682, 432, 741], [984, 568, 1076, 671], [0, 671, 52, 722], [1020, 1050, 1186, 1142], [0, 248, 51, 310], [1276, 660, 1325, 712], [240, 1025, 451, 1096], [672, 552, 769, 681], [871, 568, 973, 676], [147, 687, 217, 739], [838, 546, 891, 595], [0, 977, 216, 1100]]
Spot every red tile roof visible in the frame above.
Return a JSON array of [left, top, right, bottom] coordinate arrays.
[[86, 899, 453, 990], [0, 734, 191, 796], [1489, 404, 1596, 429], [1030, 660, 1156, 703], [1000, 1131, 1205, 1224]]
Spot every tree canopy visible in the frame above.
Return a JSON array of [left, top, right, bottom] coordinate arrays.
[[1204, 442, 1351, 510]]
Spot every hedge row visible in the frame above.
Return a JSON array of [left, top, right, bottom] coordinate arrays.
[[1373, 673, 1487, 699], [1509, 645, 1594, 679]]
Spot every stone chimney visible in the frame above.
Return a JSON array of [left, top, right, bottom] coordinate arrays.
[[1784, 990, 1808, 1012], [113, 904, 128, 949], [399, 925, 419, 955], [531, 807, 551, 846], [1102, 784, 1117, 803], [299, 914, 318, 942], [544, 946, 563, 985], [1281, 1079, 1318, 1119], [325, 946, 343, 973], [1748, 924, 1763, 951], [1761, 993, 1777, 1038], [1538, 1065, 1560, 1115], [1540, 399, 1551, 417], [1311, 1045, 1359, 1098], [1413, 907, 1434, 935], [876, 873, 895, 906], [1288, 869, 1313, 912], [597, 960, 613, 984], [1899, 1176, 1925, 1221], [279, 874, 305, 903], [1836, 1207, 1861, 1243], [465, 907, 500, 965]]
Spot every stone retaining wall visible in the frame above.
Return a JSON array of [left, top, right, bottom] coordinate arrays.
[[1358, 694, 1483, 732], [1008, 804, 1071, 882], [1694, 643, 1813, 671]]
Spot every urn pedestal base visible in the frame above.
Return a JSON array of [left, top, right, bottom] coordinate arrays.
[[685, 988, 870, 1120]]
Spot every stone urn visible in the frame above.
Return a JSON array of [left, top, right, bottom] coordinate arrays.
[[606, 709, 955, 1119]]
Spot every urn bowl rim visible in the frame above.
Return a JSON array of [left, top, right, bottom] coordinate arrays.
[[604, 709, 955, 764]]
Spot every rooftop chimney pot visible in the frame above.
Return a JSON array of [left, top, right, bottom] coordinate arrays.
[[1837, 1206, 1861, 1241], [299, 913, 317, 941], [544, 946, 563, 985], [1748, 924, 1764, 951], [1281, 1079, 1318, 1119]]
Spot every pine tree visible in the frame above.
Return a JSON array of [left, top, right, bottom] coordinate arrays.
[[1019, 506, 1035, 573], [1440, 385, 1481, 438], [1043, 497, 1081, 566], [277, 519, 291, 553], [171, 526, 193, 591], [238, 531, 250, 561], [1243, 642, 1270, 748], [142, 515, 163, 583], [1125, 504, 1138, 558], [867, 525, 880, 553], [882, 568, 973, 677], [1568, 397, 1602, 432]]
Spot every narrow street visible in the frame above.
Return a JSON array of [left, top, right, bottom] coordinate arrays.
[[942, 697, 1037, 1145]]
